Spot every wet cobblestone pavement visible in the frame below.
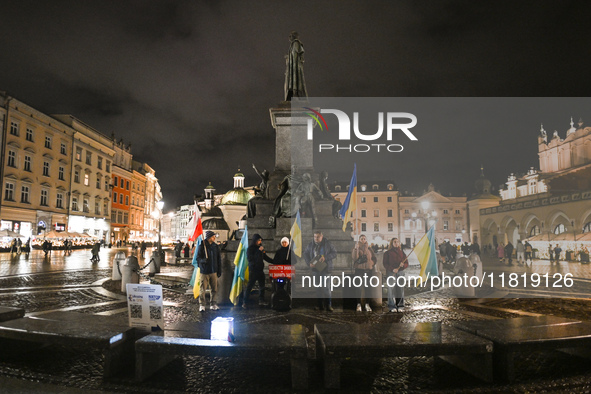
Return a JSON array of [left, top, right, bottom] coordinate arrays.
[[2, 249, 591, 392]]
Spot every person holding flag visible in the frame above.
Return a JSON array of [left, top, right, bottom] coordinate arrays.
[[196, 231, 222, 312]]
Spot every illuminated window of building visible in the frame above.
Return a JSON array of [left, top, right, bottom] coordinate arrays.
[[20, 186, 30, 203], [4, 182, 14, 201], [530, 225, 540, 236], [24, 155, 31, 172], [554, 223, 566, 234], [84, 173, 89, 186]]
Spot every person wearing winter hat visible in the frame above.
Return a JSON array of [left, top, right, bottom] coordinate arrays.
[[197, 231, 222, 312], [243, 233, 274, 308], [273, 237, 292, 265]]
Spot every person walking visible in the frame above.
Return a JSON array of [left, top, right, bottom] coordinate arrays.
[[197, 231, 222, 312], [524, 241, 533, 266], [304, 230, 337, 311], [505, 242, 514, 266], [497, 243, 505, 263], [554, 244, 562, 264], [548, 244, 554, 264], [383, 238, 408, 312], [516, 240, 525, 265], [352, 235, 377, 312], [243, 233, 274, 308]]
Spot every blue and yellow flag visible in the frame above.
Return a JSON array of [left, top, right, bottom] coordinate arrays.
[[190, 234, 204, 299], [229, 227, 249, 305], [414, 225, 439, 283], [338, 163, 357, 231], [290, 210, 302, 257]]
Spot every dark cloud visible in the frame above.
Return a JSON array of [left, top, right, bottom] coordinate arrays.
[[1, 1, 591, 208]]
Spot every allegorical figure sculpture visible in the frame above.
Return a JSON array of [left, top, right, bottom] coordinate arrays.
[[252, 163, 270, 200], [293, 173, 323, 225], [284, 31, 307, 101]]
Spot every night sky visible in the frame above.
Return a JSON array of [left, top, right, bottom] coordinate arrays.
[[1, 1, 591, 210]]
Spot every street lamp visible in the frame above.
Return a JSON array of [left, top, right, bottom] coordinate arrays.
[[156, 200, 164, 260]]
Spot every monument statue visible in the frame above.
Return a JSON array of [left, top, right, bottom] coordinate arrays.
[[319, 170, 343, 218], [252, 163, 270, 199], [284, 31, 307, 101], [293, 172, 323, 225]]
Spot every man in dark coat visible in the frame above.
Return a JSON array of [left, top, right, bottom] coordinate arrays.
[[243, 233, 274, 308], [197, 231, 222, 311], [303, 230, 337, 311], [505, 242, 514, 265]]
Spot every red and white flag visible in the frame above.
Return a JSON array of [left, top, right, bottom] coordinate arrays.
[[187, 203, 203, 242]]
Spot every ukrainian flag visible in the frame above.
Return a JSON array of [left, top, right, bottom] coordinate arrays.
[[229, 227, 249, 305], [414, 225, 439, 283], [338, 163, 357, 231], [190, 235, 204, 299], [290, 210, 302, 257]]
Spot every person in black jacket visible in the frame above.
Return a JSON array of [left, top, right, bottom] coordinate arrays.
[[243, 233, 274, 308], [272, 237, 292, 265], [197, 231, 222, 312]]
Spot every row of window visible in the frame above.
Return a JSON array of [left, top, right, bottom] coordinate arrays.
[[111, 210, 144, 226], [359, 223, 395, 232], [113, 192, 130, 206], [360, 196, 393, 203], [334, 184, 395, 192], [402, 209, 462, 215], [75, 147, 111, 172], [113, 176, 130, 190], [7, 150, 112, 191], [10, 122, 66, 153], [4, 181, 109, 215]]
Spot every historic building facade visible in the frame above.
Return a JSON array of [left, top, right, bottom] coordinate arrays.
[[0, 95, 74, 237], [110, 140, 133, 243], [479, 118, 591, 258], [0, 93, 162, 241]]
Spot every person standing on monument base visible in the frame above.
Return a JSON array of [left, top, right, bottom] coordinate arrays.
[[304, 230, 337, 312], [197, 231, 222, 312], [243, 233, 274, 308]]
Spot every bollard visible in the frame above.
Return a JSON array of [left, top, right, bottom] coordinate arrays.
[[151, 250, 161, 274], [121, 255, 140, 293], [112, 251, 127, 281], [149, 255, 157, 277]]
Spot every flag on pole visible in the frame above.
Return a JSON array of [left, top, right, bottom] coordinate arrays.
[[187, 203, 203, 243], [229, 227, 249, 305], [190, 234, 204, 299], [338, 163, 357, 231], [413, 225, 439, 283], [290, 210, 302, 257]]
